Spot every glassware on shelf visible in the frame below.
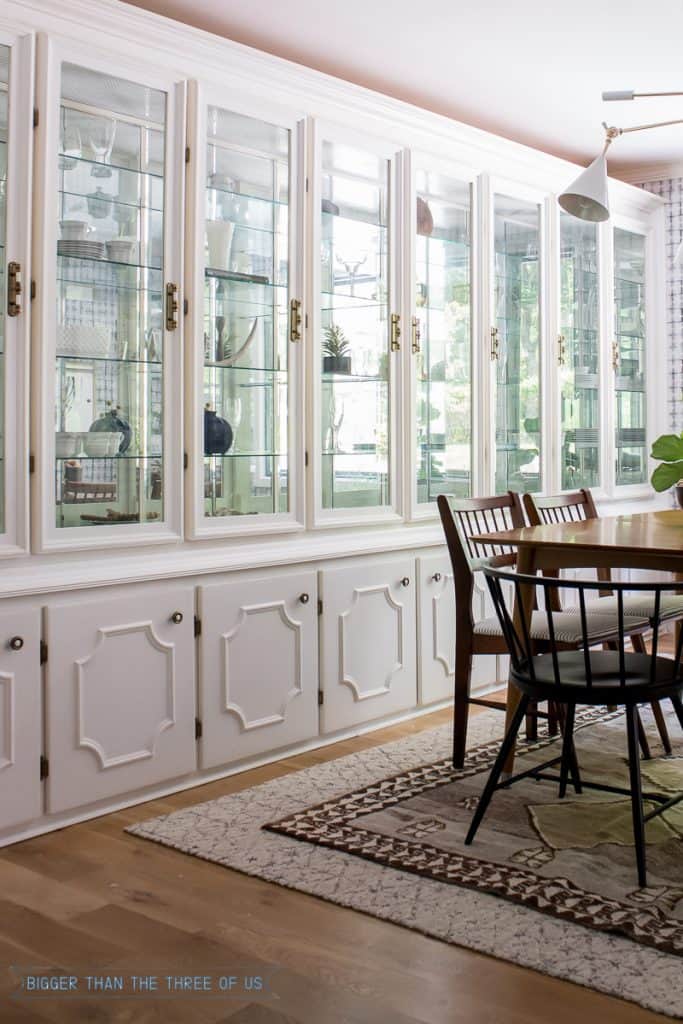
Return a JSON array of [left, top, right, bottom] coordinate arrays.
[[88, 116, 116, 178]]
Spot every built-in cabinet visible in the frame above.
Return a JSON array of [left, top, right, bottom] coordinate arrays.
[[0, 0, 667, 845]]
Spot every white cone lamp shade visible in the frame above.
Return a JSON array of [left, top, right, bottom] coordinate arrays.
[[558, 149, 610, 222]]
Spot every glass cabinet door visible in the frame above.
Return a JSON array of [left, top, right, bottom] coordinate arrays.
[[200, 105, 293, 525], [34, 46, 183, 549], [613, 226, 647, 486], [413, 166, 472, 507], [318, 136, 393, 516], [559, 214, 600, 490], [492, 192, 542, 494]]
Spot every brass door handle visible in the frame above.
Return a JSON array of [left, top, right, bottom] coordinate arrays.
[[612, 340, 620, 372], [299, 592, 310, 604], [289, 298, 302, 342], [391, 313, 401, 352], [170, 611, 183, 624], [8, 636, 23, 651], [411, 316, 421, 354], [557, 333, 566, 366], [166, 283, 179, 331], [8, 261, 22, 317], [401, 577, 410, 587], [432, 572, 442, 582], [490, 326, 499, 361]]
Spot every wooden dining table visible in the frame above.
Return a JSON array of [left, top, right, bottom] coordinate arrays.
[[470, 508, 683, 771]]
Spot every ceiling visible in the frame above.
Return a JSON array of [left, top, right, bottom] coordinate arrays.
[[126, 0, 683, 181]]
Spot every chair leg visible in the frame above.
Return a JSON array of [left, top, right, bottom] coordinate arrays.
[[625, 703, 647, 889], [671, 693, 683, 731], [465, 694, 530, 847], [452, 642, 473, 770], [559, 703, 581, 798], [635, 708, 652, 761], [547, 700, 560, 737], [525, 700, 538, 742], [650, 700, 672, 755]]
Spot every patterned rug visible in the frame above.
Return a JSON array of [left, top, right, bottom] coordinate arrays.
[[128, 706, 683, 1018]]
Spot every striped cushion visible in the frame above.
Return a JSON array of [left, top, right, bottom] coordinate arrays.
[[474, 610, 649, 646], [586, 595, 683, 622]]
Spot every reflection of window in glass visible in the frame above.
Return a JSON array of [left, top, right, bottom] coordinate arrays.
[[614, 228, 646, 486], [493, 194, 541, 494], [320, 140, 390, 511], [559, 213, 600, 490], [414, 168, 471, 504]]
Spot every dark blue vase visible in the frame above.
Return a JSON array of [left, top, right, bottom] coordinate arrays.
[[89, 405, 132, 453], [204, 407, 233, 455]]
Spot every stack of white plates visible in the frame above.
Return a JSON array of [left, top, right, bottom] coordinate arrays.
[[57, 239, 106, 260]]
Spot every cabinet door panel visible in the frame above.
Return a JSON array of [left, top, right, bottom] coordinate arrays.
[[320, 558, 416, 732], [0, 607, 41, 830], [417, 554, 454, 704], [198, 571, 318, 769], [46, 584, 195, 813]]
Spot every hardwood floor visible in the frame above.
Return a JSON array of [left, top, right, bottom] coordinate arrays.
[[0, 702, 672, 1024]]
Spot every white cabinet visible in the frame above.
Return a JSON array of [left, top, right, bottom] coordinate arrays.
[[45, 583, 196, 812], [417, 551, 503, 706], [197, 569, 318, 769], [0, 606, 42, 830], [319, 556, 416, 732]]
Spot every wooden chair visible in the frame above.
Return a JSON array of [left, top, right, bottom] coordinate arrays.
[[524, 488, 683, 755], [437, 492, 651, 769], [467, 567, 683, 887]]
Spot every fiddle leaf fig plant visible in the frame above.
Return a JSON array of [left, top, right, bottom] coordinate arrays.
[[650, 432, 683, 491]]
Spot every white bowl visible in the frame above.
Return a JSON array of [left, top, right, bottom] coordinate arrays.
[[60, 220, 90, 241], [105, 239, 137, 263], [84, 432, 119, 457]]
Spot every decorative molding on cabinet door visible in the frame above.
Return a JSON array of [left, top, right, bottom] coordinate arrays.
[[339, 584, 404, 700], [431, 572, 455, 676], [222, 600, 303, 731], [0, 672, 15, 771], [75, 622, 175, 769]]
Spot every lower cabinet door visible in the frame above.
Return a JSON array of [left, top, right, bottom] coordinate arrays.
[[198, 570, 319, 770], [0, 607, 42, 831], [45, 584, 196, 814], [319, 557, 417, 733]]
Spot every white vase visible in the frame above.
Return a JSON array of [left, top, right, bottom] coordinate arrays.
[[206, 220, 235, 271]]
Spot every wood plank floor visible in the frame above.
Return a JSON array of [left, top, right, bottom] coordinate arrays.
[[0, 702, 673, 1024]]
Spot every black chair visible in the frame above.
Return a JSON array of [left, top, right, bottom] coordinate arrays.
[[464, 567, 683, 888]]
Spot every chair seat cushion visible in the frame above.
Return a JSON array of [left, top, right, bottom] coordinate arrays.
[[474, 610, 649, 646], [512, 650, 683, 705], [586, 594, 683, 622]]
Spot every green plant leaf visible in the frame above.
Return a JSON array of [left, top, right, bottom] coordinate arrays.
[[650, 434, 683, 462], [651, 461, 683, 492]]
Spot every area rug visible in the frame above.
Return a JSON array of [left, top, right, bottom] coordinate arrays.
[[128, 706, 683, 1018]]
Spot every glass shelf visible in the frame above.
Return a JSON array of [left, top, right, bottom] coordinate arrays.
[[58, 151, 164, 181], [59, 186, 162, 215], [57, 252, 162, 273]]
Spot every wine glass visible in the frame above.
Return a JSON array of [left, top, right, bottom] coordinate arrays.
[[335, 250, 368, 296], [89, 116, 117, 178], [60, 120, 82, 172]]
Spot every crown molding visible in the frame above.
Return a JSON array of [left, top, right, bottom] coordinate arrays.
[[615, 161, 683, 185]]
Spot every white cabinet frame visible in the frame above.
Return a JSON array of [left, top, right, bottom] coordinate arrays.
[[184, 81, 307, 539], [31, 32, 186, 551], [0, 28, 33, 556], [307, 118, 404, 529]]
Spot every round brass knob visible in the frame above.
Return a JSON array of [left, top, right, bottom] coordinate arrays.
[[8, 636, 23, 651], [432, 572, 442, 582], [299, 593, 310, 604], [171, 611, 183, 624], [401, 577, 410, 587]]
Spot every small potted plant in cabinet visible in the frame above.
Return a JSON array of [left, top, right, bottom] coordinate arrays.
[[323, 324, 352, 375]]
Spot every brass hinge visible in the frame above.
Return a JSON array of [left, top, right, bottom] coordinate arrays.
[[40, 755, 49, 780], [33, 108, 38, 129], [40, 640, 47, 665], [183, 298, 189, 316], [317, 598, 323, 616], [183, 451, 188, 470], [390, 313, 401, 352], [194, 615, 201, 638], [304, 451, 309, 467], [305, 177, 309, 193], [29, 454, 35, 474], [30, 280, 36, 301], [318, 690, 324, 706], [304, 313, 309, 329], [185, 145, 190, 164], [195, 717, 202, 740]]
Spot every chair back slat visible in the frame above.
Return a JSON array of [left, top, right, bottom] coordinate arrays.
[[524, 489, 596, 528], [617, 589, 626, 685], [577, 589, 593, 687]]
